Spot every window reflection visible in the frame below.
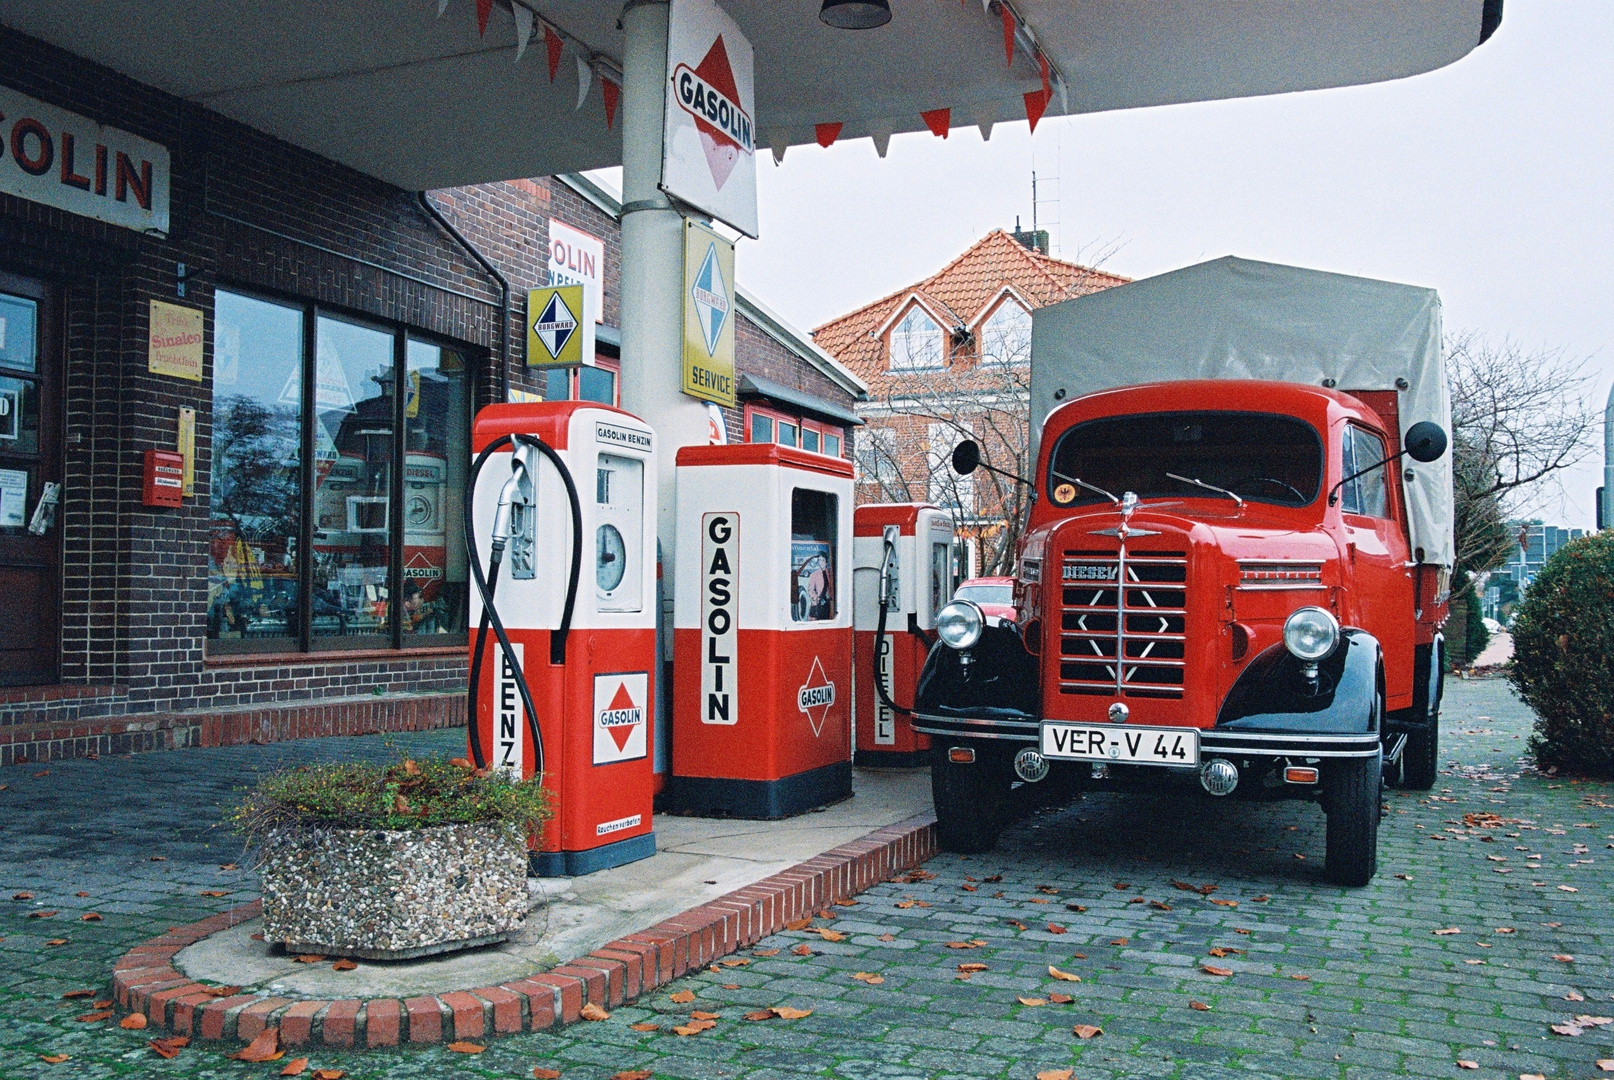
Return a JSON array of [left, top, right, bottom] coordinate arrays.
[[403, 340, 469, 638]]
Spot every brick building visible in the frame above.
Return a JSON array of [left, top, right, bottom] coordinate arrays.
[[0, 25, 862, 764], [813, 229, 1125, 576]]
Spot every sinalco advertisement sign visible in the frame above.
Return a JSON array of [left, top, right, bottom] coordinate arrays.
[[526, 284, 594, 368], [661, 0, 758, 238], [682, 220, 736, 407]]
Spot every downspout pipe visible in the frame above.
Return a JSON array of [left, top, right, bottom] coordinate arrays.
[[418, 191, 511, 405]]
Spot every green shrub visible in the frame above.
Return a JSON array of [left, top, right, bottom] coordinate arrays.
[[228, 755, 551, 848], [1464, 589, 1491, 664], [1508, 531, 1614, 777]]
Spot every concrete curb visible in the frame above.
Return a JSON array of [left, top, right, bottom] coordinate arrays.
[[109, 811, 938, 1049]]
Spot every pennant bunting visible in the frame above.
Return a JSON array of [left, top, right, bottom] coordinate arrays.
[[545, 24, 563, 82], [921, 108, 951, 139], [1038, 52, 1051, 98], [869, 125, 893, 159], [977, 119, 994, 142], [814, 123, 843, 148], [1000, 3, 1016, 66], [1023, 88, 1048, 133], [980, 0, 991, 12], [475, 0, 492, 36], [576, 55, 592, 109], [437, 0, 449, 17], [771, 141, 788, 165], [513, 5, 533, 61], [601, 76, 620, 129]]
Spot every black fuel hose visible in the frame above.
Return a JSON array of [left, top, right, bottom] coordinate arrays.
[[872, 537, 914, 717], [463, 433, 584, 775]]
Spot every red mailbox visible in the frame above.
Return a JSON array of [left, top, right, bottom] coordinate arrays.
[[142, 449, 185, 508]]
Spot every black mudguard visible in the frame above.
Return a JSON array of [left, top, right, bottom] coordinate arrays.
[[914, 621, 1040, 719], [1215, 629, 1382, 736]]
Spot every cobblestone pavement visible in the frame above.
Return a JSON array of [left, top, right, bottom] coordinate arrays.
[[4, 679, 1613, 1079]]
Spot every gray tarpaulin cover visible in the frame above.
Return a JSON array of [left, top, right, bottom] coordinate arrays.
[[1030, 255, 1453, 568]]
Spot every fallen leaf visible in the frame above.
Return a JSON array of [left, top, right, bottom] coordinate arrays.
[[877, 934, 895, 942], [1017, 996, 1046, 1007], [28, 910, 58, 918], [945, 941, 983, 949], [279, 1060, 308, 1076], [743, 1010, 774, 1021], [1072, 1024, 1103, 1039], [93, 1000, 113, 1009], [1190, 1001, 1211, 1011], [1520, 1074, 1546, 1080], [148, 1036, 189, 1059], [721, 984, 739, 990], [12, 892, 32, 899], [1551, 1023, 1582, 1036], [202, 986, 240, 997], [850, 972, 884, 984], [983, 874, 1003, 883], [61, 990, 95, 999], [294, 955, 326, 964], [1006, 920, 1028, 931], [1208, 898, 1238, 907], [1065, 904, 1087, 912], [672, 1019, 716, 1036], [1233, 927, 1251, 935], [149, 856, 166, 862], [1109, 938, 1128, 947], [1558, 885, 1579, 892], [34, 769, 48, 778], [120, 1013, 148, 1029], [1456, 1060, 1478, 1069], [893, 900, 914, 909], [1433, 928, 1461, 936], [809, 928, 847, 942], [785, 916, 813, 930], [1114, 882, 1130, 890], [534, 1069, 564, 1079], [1029, 898, 1051, 904], [1552, 954, 1575, 963], [1290, 974, 1311, 981], [1150, 901, 1172, 911], [447, 1041, 485, 1053], [1578, 1016, 1614, 1027], [331, 958, 357, 971], [1070, 952, 1086, 960], [961, 884, 978, 892], [752, 948, 779, 957], [720, 958, 749, 967], [44, 938, 68, 946], [75, 1011, 113, 1022], [1049, 992, 1074, 1004], [1048, 966, 1081, 982], [769, 1006, 812, 1019], [1566, 991, 1586, 1001], [39, 1054, 70, 1064], [690, 1011, 720, 1021], [1035, 1070, 1072, 1080], [1597, 1060, 1614, 1072], [1207, 947, 1245, 958], [233, 1027, 280, 1063], [1200, 965, 1234, 977], [311, 1071, 345, 1080], [957, 962, 988, 972], [580, 1003, 610, 1021], [220, 863, 239, 871], [448, 757, 471, 768], [199, 890, 228, 898], [791, 944, 813, 956], [669, 990, 695, 1004]]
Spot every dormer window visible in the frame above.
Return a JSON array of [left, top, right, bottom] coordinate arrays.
[[980, 299, 1031, 368], [890, 306, 944, 371]]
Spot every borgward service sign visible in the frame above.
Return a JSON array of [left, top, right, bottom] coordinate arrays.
[[662, 0, 758, 238]]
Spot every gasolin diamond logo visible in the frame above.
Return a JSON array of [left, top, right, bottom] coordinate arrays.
[[593, 672, 649, 764], [796, 656, 836, 738], [662, 0, 758, 238]]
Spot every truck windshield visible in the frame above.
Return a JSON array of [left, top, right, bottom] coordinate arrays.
[[1047, 411, 1322, 508]]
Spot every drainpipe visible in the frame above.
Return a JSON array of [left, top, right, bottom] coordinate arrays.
[[418, 191, 511, 405]]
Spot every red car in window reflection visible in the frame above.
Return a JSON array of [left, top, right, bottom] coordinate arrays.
[[952, 576, 1016, 621]]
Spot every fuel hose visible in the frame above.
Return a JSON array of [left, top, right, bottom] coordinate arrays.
[[463, 433, 584, 775], [872, 536, 914, 717]]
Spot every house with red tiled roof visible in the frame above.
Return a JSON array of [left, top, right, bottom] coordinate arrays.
[[813, 229, 1127, 575]]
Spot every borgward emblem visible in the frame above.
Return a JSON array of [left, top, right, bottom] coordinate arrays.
[[672, 35, 754, 191], [796, 656, 836, 737], [691, 243, 730, 355], [532, 291, 578, 360]]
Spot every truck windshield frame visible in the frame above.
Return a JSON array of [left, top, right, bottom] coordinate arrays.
[[1047, 410, 1323, 509]]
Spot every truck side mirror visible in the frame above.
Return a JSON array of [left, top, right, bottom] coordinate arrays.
[[1403, 421, 1447, 463], [951, 439, 981, 476]]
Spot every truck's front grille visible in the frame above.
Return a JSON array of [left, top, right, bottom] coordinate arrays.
[[1058, 548, 1187, 699]]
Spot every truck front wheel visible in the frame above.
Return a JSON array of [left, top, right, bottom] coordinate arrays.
[[931, 747, 1010, 853], [1323, 750, 1382, 886]]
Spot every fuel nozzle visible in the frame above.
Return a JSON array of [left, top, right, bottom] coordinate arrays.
[[491, 438, 539, 577]]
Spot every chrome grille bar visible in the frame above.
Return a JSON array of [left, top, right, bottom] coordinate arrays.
[[1060, 549, 1187, 699]]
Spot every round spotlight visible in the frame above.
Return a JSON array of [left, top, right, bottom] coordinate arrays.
[[1283, 606, 1340, 662], [820, 0, 892, 30], [936, 600, 984, 651]]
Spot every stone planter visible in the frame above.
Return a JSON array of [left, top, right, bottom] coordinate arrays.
[[259, 821, 529, 960]]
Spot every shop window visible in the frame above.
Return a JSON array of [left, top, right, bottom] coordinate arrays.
[[750, 412, 773, 443], [801, 427, 820, 453], [890, 306, 944, 371], [744, 403, 844, 459], [1340, 424, 1389, 519], [980, 299, 1031, 368], [823, 432, 841, 459], [778, 419, 798, 448], [208, 288, 472, 655], [534, 359, 620, 406], [578, 364, 616, 405], [790, 488, 838, 622]]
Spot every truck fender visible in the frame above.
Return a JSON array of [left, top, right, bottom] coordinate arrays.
[[1215, 629, 1382, 736], [914, 621, 1040, 719]]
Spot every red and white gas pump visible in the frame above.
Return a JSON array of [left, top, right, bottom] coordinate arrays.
[[670, 443, 854, 818], [852, 504, 953, 766], [468, 401, 657, 875]]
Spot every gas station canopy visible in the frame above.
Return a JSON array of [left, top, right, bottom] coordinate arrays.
[[0, 0, 1500, 190]]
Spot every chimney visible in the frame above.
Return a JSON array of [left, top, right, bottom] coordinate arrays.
[[1010, 219, 1049, 255]]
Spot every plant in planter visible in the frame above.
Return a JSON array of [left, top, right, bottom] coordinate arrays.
[[229, 756, 550, 960]]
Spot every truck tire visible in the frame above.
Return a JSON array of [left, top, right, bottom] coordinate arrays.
[[1401, 641, 1444, 790], [1323, 750, 1382, 887], [931, 748, 1009, 853]]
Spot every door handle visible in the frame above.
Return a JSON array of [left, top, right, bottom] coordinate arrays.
[[27, 481, 59, 536]]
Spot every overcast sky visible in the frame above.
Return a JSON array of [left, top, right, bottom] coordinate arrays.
[[601, 2, 1614, 528]]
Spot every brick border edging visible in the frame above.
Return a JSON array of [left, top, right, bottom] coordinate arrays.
[[110, 812, 938, 1049]]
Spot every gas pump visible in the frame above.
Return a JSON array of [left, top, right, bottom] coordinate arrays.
[[467, 401, 657, 876], [851, 504, 954, 766], [670, 443, 855, 819]]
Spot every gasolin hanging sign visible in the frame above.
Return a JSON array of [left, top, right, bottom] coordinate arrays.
[[662, 0, 758, 238], [593, 672, 649, 764]]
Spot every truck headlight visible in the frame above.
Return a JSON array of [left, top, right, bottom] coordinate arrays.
[[937, 600, 984, 650], [1283, 606, 1340, 661]]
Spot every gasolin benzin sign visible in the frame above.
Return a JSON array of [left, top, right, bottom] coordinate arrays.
[[593, 672, 648, 764], [662, 0, 758, 238]]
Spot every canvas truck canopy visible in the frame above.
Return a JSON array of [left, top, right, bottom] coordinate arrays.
[[1029, 256, 1453, 568]]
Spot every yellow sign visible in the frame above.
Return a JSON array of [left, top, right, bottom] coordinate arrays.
[[148, 300, 203, 382], [177, 406, 196, 497], [682, 220, 736, 407], [526, 285, 587, 368]]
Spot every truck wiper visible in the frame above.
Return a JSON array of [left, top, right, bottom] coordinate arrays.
[[1051, 469, 1119, 504], [1166, 472, 1244, 509]]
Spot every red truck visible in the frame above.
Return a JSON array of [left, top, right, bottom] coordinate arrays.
[[914, 258, 1452, 886]]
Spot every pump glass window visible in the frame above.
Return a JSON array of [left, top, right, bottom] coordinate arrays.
[[208, 291, 304, 649], [595, 453, 642, 611], [890, 307, 944, 371], [1340, 425, 1390, 518], [403, 341, 470, 639], [930, 541, 950, 620], [790, 489, 838, 622], [1048, 411, 1322, 508]]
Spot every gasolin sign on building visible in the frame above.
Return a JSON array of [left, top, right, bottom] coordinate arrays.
[[593, 672, 649, 764], [682, 220, 736, 408], [661, 0, 758, 238]]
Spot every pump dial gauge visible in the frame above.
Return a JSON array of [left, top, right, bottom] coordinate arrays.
[[596, 523, 627, 593]]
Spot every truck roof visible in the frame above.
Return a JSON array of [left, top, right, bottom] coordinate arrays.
[[1029, 256, 1452, 568]]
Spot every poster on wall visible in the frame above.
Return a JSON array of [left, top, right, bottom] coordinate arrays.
[[148, 300, 203, 382], [662, 0, 758, 238], [547, 219, 605, 328], [682, 220, 736, 407]]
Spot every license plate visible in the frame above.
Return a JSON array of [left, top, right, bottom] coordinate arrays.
[[1040, 722, 1200, 766]]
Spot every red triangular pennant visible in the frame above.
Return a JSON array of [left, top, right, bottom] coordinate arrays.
[[921, 109, 951, 139], [545, 25, 563, 83], [1024, 87, 1048, 133], [1000, 3, 1016, 66], [814, 122, 842, 148], [602, 76, 620, 130], [475, 0, 492, 36], [1038, 52, 1051, 98]]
